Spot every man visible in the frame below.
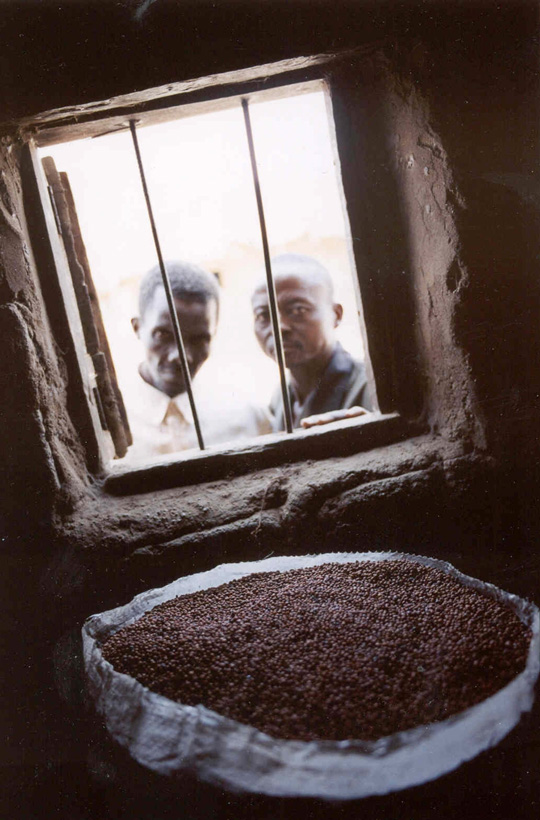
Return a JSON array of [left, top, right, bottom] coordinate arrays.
[[124, 260, 271, 461], [251, 254, 374, 430]]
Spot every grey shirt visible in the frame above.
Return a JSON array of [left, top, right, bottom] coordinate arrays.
[[270, 343, 374, 431]]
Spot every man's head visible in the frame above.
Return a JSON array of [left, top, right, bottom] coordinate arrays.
[[132, 261, 220, 398], [251, 254, 343, 371]]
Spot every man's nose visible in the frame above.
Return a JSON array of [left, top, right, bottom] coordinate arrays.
[[278, 311, 292, 333], [170, 342, 196, 367], [166, 344, 180, 364]]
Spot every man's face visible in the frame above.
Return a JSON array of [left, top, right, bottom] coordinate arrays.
[[132, 287, 218, 398], [251, 272, 342, 369]]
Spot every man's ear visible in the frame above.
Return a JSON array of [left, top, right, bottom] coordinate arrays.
[[131, 317, 140, 336], [333, 303, 344, 327]]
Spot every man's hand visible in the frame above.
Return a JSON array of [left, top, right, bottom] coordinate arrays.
[[300, 406, 371, 429]]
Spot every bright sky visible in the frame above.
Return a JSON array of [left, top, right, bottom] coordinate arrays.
[[41, 88, 365, 442]]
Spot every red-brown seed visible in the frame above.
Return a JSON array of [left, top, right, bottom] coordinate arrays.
[[101, 560, 531, 742]]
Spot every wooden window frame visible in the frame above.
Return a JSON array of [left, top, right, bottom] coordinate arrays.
[[19, 51, 422, 492]]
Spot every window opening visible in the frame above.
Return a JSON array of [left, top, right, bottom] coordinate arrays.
[[38, 82, 371, 467]]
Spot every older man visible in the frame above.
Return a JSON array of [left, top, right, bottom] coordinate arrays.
[[124, 260, 271, 461], [251, 254, 374, 430]]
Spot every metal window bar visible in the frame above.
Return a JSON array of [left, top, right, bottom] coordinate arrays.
[[129, 120, 205, 451], [241, 98, 294, 434]]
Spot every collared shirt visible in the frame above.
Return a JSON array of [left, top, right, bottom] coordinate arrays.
[[121, 374, 273, 463], [270, 343, 374, 431]]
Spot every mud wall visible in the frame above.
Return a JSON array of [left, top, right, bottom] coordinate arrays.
[[0, 2, 539, 817]]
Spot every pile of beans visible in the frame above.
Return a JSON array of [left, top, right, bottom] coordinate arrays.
[[101, 560, 531, 741]]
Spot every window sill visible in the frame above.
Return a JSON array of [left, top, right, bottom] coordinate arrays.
[[102, 413, 423, 496]]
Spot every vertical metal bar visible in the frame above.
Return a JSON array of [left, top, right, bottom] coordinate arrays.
[[129, 120, 205, 450], [241, 98, 294, 434]]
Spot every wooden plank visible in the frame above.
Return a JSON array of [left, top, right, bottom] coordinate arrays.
[[60, 171, 132, 448], [9, 51, 359, 145], [41, 159, 132, 458], [42, 158, 101, 355], [28, 76, 327, 148], [22, 141, 114, 470]]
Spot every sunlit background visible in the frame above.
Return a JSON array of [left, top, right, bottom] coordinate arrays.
[[41, 88, 365, 445]]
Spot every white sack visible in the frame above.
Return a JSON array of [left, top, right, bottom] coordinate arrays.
[[82, 551, 540, 800]]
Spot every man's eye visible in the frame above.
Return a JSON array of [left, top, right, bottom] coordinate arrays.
[[153, 329, 172, 343], [255, 311, 270, 323], [291, 306, 308, 318], [193, 336, 211, 348]]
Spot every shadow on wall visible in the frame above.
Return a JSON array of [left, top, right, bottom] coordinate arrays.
[[451, 177, 540, 459]]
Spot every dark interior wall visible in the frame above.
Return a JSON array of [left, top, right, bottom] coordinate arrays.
[[1, 0, 539, 139], [0, 137, 90, 535], [1, 2, 540, 818]]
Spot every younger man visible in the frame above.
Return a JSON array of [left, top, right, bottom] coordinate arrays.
[[251, 254, 374, 430]]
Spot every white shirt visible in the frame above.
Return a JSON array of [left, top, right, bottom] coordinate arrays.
[[121, 374, 272, 463]]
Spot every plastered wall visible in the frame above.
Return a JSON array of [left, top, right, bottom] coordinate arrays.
[[0, 1, 539, 808]]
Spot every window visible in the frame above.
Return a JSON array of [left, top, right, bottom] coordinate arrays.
[[21, 55, 412, 489]]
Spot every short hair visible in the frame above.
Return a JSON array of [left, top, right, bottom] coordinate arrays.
[[270, 253, 335, 300], [138, 260, 220, 317]]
